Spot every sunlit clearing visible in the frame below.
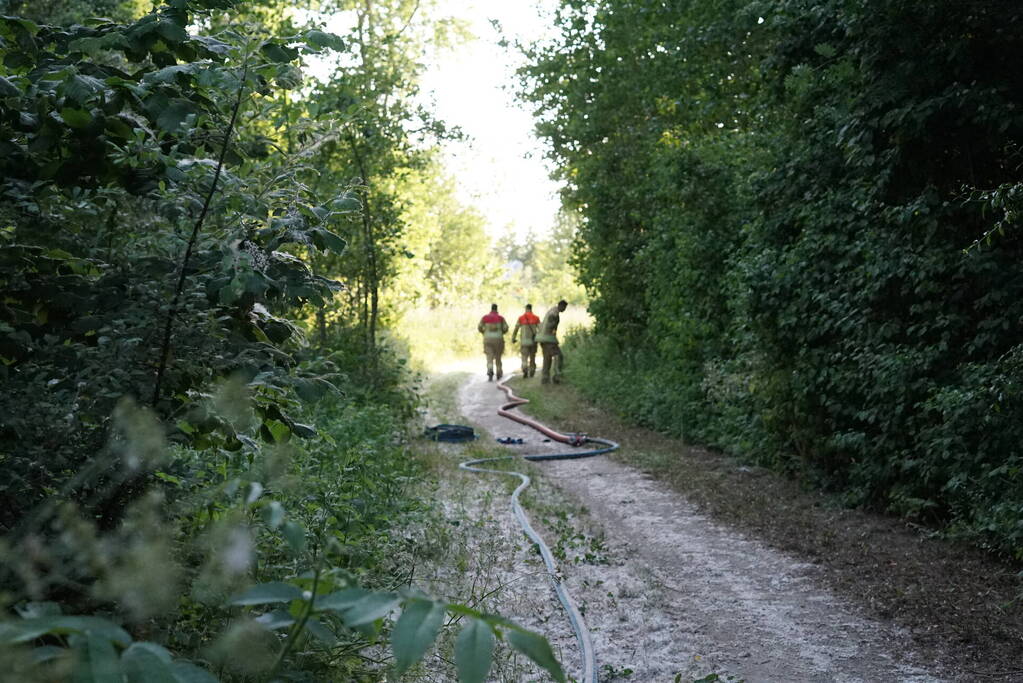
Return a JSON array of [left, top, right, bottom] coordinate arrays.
[[397, 302, 591, 373]]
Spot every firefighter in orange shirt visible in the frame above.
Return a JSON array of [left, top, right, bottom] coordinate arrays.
[[511, 303, 541, 378]]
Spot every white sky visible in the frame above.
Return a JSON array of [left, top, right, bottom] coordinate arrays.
[[418, 0, 561, 241]]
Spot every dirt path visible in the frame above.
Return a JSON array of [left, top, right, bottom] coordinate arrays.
[[455, 368, 952, 682]]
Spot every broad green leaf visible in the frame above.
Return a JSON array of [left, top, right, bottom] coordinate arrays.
[[42, 67, 73, 82], [31, 645, 65, 664], [122, 642, 177, 683], [103, 76, 147, 97], [61, 107, 92, 129], [392, 599, 446, 675], [154, 98, 198, 133], [105, 117, 135, 139], [144, 64, 199, 85], [168, 661, 219, 683], [309, 205, 330, 221], [310, 227, 347, 254], [260, 41, 299, 63], [0, 621, 49, 645], [62, 74, 105, 104], [318, 590, 399, 626], [0, 75, 19, 97], [244, 272, 270, 295], [303, 29, 344, 52], [254, 609, 294, 630], [123, 642, 171, 663], [506, 628, 565, 682], [332, 194, 361, 212], [262, 319, 294, 344], [192, 35, 230, 55], [154, 20, 188, 44], [273, 64, 303, 89], [230, 581, 303, 606], [341, 591, 400, 626], [1, 14, 39, 35], [266, 419, 291, 443], [281, 520, 307, 553], [293, 377, 330, 402], [219, 277, 245, 305], [454, 619, 494, 683], [0, 616, 131, 646], [70, 32, 128, 55], [291, 422, 317, 438], [315, 588, 370, 612], [72, 631, 121, 683], [304, 618, 339, 646]]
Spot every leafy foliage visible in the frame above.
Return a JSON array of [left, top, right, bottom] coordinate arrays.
[[0, 1, 351, 531], [0, 1, 566, 681], [523, 0, 1023, 557]]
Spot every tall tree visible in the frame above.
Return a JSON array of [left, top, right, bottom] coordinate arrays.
[[300, 0, 452, 356]]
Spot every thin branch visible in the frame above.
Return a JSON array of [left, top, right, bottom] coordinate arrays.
[[151, 62, 249, 406], [391, 0, 421, 41]]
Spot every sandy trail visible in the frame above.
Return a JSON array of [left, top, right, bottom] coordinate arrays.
[[455, 367, 951, 682]]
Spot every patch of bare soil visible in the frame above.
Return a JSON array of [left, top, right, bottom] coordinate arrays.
[[502, 378, 1023, 681]]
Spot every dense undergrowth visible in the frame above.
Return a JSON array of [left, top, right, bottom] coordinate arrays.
[[1, 344, 566, 681], [0, 0, 566, 680], [1, 357, 426, 681], [563, 329, 1023, 561], [521, 0, 1023, 559]]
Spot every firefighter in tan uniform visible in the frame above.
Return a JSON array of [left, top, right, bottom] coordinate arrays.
[[511, 304, 541, 378], [536, 300, 567, 384], [477, 303, 509, 381]]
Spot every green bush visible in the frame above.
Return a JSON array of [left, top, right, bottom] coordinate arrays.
[[0, 3, 568, 680], [528, 0, 1023, 558]]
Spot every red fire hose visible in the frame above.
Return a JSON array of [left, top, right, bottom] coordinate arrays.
[[495, 376, 619, 458]]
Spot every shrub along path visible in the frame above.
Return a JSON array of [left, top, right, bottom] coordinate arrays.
[[457, 370, 1023, 681]]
